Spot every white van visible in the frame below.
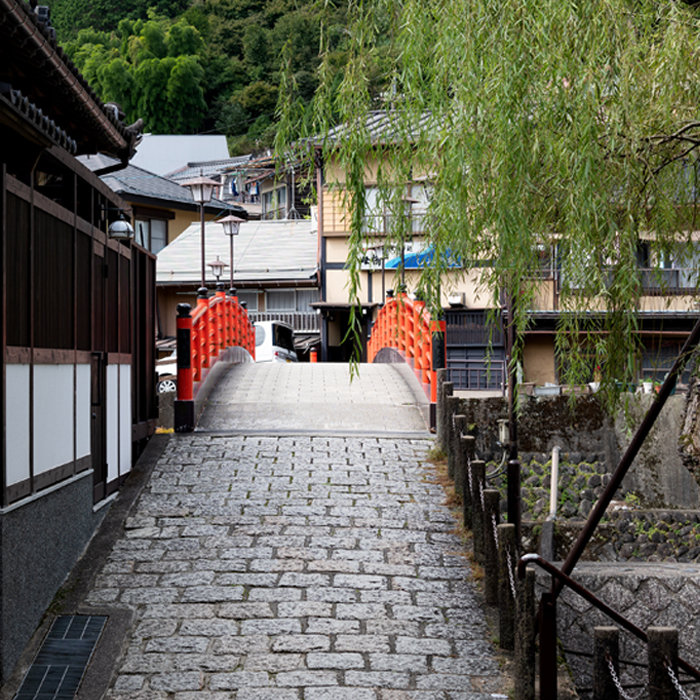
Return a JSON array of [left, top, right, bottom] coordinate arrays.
[[254, 321, 298, 362]]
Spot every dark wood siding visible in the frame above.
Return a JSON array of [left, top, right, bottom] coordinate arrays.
[[34, 209, 74, 349], [6, 192, 30, 347], [3, 163, 157, 505]]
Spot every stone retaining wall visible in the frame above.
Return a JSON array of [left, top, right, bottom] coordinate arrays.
[[538, 562, 700, 699]]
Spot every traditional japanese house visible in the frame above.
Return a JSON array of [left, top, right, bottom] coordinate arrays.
[[0, 0, 156, 681]]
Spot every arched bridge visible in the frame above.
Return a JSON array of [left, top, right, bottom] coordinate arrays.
[[173, 290, 444, 436]]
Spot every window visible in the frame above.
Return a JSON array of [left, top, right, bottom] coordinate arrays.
[[410, 182, 432, 233], [363, 187, 386, 234], [267, 290, 296, 311], [262, 187, 287, 220], [296, 289, 319, 312], [135, 218, 168, 254], [236, 291, 258, 311]]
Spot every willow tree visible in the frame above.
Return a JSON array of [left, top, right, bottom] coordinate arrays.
[[277, 0, 700, 397]]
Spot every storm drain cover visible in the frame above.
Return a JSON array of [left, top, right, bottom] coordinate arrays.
[[15, 615, 107, 700]]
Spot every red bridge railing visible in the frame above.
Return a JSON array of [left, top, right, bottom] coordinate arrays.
[[367, 292, 445, 406], [175, 286, 255, 431]]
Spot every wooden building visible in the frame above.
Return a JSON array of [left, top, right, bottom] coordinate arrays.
[[0, 0, 156, 682]]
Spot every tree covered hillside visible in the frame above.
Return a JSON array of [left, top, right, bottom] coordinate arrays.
[[54, 0, 348, 153]]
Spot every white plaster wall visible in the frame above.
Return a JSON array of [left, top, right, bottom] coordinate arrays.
[[106, 364, 119, 485], [33, 365, 74, 475], [76, 364, 91, 460], [5, 364, 30, 486], [119, 364, 131, 476]]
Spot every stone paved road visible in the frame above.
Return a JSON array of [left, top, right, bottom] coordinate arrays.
[[86, 433, 504, 699]]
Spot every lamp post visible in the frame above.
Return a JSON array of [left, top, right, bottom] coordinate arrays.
[[207, 256, 228, 283], [219, 214, 245, 291], [181, 172, 219, 290]]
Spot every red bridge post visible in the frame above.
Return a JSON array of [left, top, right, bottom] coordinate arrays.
[[175, 303, 195, 432]]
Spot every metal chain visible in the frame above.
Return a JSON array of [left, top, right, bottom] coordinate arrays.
[[607, 655, 646, 700], [479, 480, 485, 509], [491, 512, 500, 549], [451, 413, 456, 430], [667, 659, 694, 700], [505, 546, 517, 600]]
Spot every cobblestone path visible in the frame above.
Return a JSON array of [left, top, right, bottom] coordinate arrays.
[[87, 434, 504, 699]]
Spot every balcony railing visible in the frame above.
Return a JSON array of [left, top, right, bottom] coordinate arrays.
[[248, 311, 320, 332], [555, 267, 699, 295]]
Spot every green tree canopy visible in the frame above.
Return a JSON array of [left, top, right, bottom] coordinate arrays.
[[279, 0, 700, 395], [67, 14, 207, 133]]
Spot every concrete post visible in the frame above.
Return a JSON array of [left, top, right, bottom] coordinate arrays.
[[470, 460, 486, 563], [648, 627, 679, 700], [435, 368, 446, 444], [453, 415, 466, 495], [461, 435, 476, 530], [483, 489, 500, 605], [515, 566, 536, 700], [498, 523, 516, 650], [446, 396, 461, 479], [439, 380, 453, 453], [593, 626, 619, 700]]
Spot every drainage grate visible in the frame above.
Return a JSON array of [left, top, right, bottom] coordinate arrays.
[[15, 615, 107, 700]]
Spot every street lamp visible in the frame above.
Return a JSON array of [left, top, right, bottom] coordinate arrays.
[[219, 214, 245, 291], [181, 172, 219, 289], [207, 255, 228, 282], [107, 213, 134, 240]]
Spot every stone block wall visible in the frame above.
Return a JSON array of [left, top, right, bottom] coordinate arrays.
[[539, 562, 700, 699]]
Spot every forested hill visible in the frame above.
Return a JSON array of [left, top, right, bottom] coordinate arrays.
[[51, 0, 348, 154]]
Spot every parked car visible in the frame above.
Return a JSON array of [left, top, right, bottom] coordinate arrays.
[[254, 321, 298, 363], [156, 351, 178, 393]]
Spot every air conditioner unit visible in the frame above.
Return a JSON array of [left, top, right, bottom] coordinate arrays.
[[448, 293, 465, 307]]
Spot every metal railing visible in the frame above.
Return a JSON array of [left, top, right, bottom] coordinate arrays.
[[519, 553, 700, 698], [249, 311, 320, 332], [446, 359, 506, 393]]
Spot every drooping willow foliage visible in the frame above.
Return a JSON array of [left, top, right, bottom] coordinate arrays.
[[277, 0, 700, 398]]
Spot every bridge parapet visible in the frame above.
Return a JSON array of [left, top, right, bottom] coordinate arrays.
[[175, 285, 255, 431], [368, 293, 445, 406]]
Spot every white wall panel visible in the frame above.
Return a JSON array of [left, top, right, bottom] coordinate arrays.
[[33, 365, 74, 475], [76, 364, 91, 459], [119, 365, 132, 476], [106, 364, 119, 485], [6, 365, 31, 486]]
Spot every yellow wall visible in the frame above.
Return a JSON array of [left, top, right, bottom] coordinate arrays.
[[169, 210, 224, 244], [158, 288, 200, 337], [523, 336, 557, 385]]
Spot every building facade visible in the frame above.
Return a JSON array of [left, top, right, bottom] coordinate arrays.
[[0, 0, 156, 681]]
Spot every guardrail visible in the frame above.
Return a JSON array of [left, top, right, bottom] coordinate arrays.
[[249, 311, 320, 332], [367, 292, 445, 416], [446, 358, 506, 393], [174, 285, 255, 432]]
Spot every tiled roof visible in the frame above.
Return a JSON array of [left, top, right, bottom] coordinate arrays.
[[0, 0, 142, 159], [79, 154, 246, 215], [156, 218, 318, 286], [317, 110, 432, 146], [0, 84, 77, 153], [167, 155, 253, 182]]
